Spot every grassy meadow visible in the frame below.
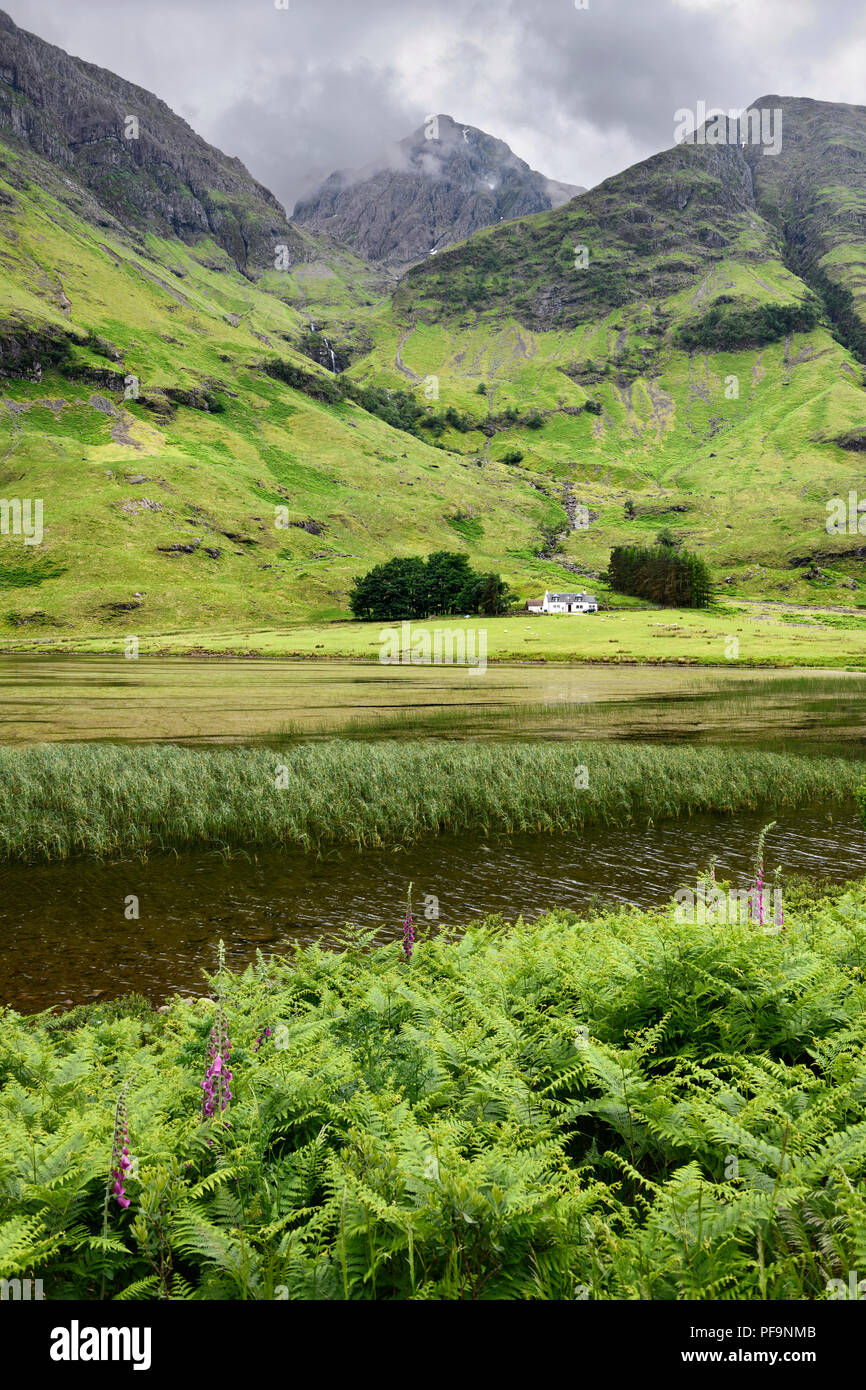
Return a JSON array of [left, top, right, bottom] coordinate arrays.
[[7, 603, 866, 669], [148, 603, 866, 667], [3, 881, 866, 1299]]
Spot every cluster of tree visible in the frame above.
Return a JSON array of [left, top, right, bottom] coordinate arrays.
[[479, 406, 546, 437], [676, 294, 821, 351], [799, 266, 866, 363], [608, 540, 713, 608], [264, 357, 343, 403], [349, 551, 514, 621], [263, 359, 476, 440], [265, 355, 552, 446], [420, 404, 476, 437]]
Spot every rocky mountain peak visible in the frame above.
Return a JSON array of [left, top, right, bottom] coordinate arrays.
[[293, 113, 584, 270]]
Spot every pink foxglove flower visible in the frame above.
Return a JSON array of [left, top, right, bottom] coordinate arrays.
[[749, 822, 777, 927], [402, 883, 415, 962], [201, 1007, 232, 1119], [106, 1089, 134, 1216]]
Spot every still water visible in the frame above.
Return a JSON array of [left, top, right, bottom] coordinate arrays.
[[2, 803, 862, 1013], [3, 658, 866, 1013], [2, 656, 866, 750]]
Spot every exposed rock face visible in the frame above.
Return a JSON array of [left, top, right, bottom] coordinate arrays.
[[0, 321, 72, 379], [0, 8, 304, 273], [744, 95, 866, 360], [293, 115, 584, 270]]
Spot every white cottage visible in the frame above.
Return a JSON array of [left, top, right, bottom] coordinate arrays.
[[539, 590, 598, 614]]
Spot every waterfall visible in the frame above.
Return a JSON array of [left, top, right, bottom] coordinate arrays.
[[323, 336, 337, 373]]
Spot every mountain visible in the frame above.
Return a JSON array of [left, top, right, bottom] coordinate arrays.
[[293, 115, 584, 271], [393, 96, 866, 349], [394, 121, 780, 331], [0, 14, 565, 637], [0, 8, 312, 275], [350, 97, 866, 607], [743, 95, 866, 363], [0, 7, 397, 330], [3, 8, 866, 644]]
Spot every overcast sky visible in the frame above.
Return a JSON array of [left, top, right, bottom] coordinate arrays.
[[6, 0, 866, 213]]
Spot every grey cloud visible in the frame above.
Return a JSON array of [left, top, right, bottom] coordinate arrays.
[[211, 62, 423, 212], [5, 0, 866, 210]]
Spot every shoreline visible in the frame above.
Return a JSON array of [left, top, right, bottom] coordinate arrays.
[[1, 647, 865, 672]]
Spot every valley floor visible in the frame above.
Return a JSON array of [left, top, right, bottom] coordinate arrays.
[[4, 601, 866, 667]]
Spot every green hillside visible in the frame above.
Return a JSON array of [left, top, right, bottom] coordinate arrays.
[[348, 101, 866, 611], [0, 138, 577, 634], [4, 39, 866, 643]]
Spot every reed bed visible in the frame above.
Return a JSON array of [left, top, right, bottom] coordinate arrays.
[[0, 739, 861, 863], [269, 674, 866, 746]]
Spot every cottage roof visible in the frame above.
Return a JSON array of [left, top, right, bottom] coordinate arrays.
[[548, 592, 596, 602]]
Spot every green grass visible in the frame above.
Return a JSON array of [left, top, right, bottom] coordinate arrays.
[[14, 603, 866, 668], [0, 739, 861, 863], [3, 883, 866, 1298]]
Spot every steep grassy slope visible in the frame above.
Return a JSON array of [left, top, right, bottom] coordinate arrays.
[[5, 55, 866, 640], [342, 103, 866, 608], [350, 310, 866, 607], [0, 136, 574, 634], [746, 95, 866, 364]]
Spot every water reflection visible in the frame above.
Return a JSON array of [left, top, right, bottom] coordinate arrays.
[[2, 656, 866, 753], [2, 803, 863, 1013]]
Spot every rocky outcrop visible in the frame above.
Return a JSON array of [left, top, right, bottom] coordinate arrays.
[[744, 96, 866, 363], [831, 428, 866, 451], [0, 8, 305, 273], [0, 321, 72, 379], [293, 115, 583, 270]]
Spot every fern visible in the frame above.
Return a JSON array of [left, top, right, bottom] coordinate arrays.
[[4, 881, 866, 1297]]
